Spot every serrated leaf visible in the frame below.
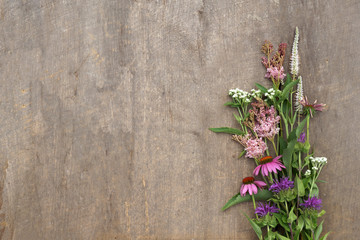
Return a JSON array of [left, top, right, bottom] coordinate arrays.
[[256, 83, 268, 93], [222, 190, 273, 211], [314, 220, 324, 240], [209, 127, 244, 135], [244, 213, 263, 240]]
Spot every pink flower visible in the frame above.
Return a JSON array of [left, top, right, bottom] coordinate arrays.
[[244, 137, 268, 159], [300, 96, 326, 117], [240, 177, 267, 196], [265, 66, 286, 82], [253, 155, 286, 176], [250, 102, 280, 140]]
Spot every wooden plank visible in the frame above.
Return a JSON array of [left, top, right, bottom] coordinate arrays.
[[0, 0, 359, 239]]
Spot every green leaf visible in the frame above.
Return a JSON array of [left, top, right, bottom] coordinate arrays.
[[279, 137, 287, 155], [287, 206, 297, 223], [222, 190, 273, 211], [287, 117, 308, 142], [244, 213, 263, 240], [310, 183, 319, 197], [238, 150, 246, 158], [282, 139, 296, 178], [296, 215, 305, 232], [316, 180, 327, 183], [233, 113, 242, 124], [275, 233, 290, 240], [273, 213, 290, 231], [256, 83, 268, 93], [283, 73, 292, 87], [319, 232, 331, 240], [314, 220, 324, 240], [295, 175, 305, 197], [280, 80, 299, 101], [209, 127, 244, 135], [318, 210, 326, 217], [224, 102, 241, 107]]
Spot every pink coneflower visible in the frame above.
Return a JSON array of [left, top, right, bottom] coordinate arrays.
[[240, 177, 267, 196], [253, 155, 286, 176], [300, 96, 326, 117]]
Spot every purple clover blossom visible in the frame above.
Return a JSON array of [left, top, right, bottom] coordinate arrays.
[[255, 202, 279, 217], [300, 196, 322, 210], [269, 177, 294, 193], [297, 132, 306, 143]]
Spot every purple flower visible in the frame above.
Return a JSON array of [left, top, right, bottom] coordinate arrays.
[[300, 196, 322, 210], [269, 177, 294, 193], [297, 132, 306, 143], [255, 202, 279, 217], [253, 156, 286, 176]]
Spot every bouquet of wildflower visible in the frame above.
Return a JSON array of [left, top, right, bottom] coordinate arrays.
[[210, 28, 329, 240]]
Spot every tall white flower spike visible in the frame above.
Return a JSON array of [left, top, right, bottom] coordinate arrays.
[[290, 27, 299, 76], [295, 76, 304, 112]]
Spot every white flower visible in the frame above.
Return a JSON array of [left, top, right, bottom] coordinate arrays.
[[305, 169, 311, 176], [290, 27, 299, 76], [295, 76, 304, 112], [312, 166, 318, 171]]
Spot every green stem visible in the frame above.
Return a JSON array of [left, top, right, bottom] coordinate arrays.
[[251, 195, 259, 220], [280, 112, 289, 138], [271, 139, 278, 155], [306, 115, 310, 155], [264, 138, 270, 156], [268, 173, 274, 184], [298, 151, 302, 178]]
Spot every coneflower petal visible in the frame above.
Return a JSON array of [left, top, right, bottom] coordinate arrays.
[[252, 184, 258, 195], [253, 165, 261, 176], [240, 184, 246, 196], [248, 184, 253, 195], [262, 165, 269, 176]]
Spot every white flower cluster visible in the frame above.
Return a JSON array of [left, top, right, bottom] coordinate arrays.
[[295, 76, 304, 112], [264, 88, 281, 101], [304, 169, 311, 176], [310, 156, 328, 164], [290, 27, 299, 76], [229, 88, 262, 103], [309, 156, 327, 172], [250, 89, 262, 98]]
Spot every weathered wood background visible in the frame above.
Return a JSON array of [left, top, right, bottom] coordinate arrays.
[[0, 0, 359, 239]]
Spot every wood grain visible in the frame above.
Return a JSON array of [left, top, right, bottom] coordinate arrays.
[[0, 0, 359, 239]]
